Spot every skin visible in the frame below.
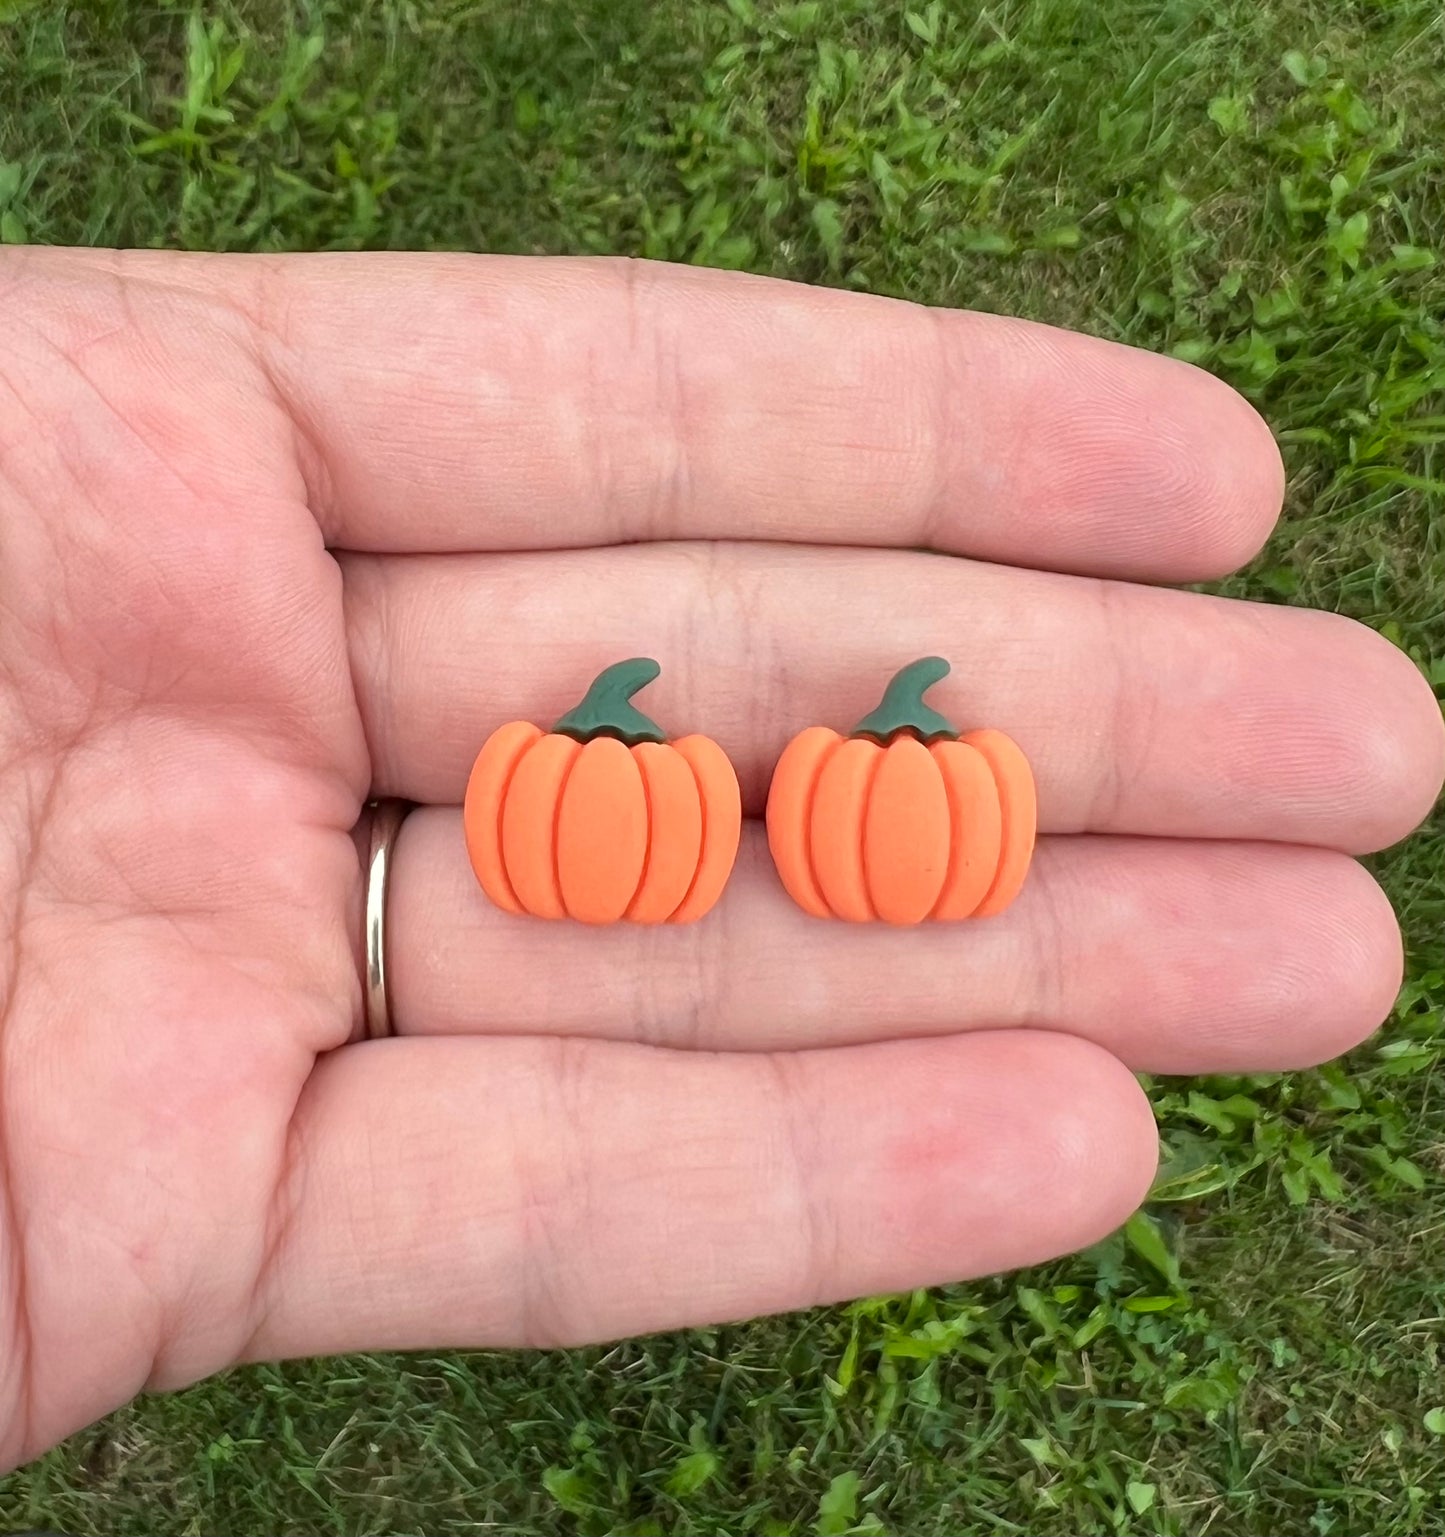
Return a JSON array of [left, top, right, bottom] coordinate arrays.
[[0, 248, 1440, 1470]]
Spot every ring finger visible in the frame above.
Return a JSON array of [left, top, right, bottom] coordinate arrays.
[[386, 812, 1401, 1073]]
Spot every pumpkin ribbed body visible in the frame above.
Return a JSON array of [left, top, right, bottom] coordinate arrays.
[[465, 724, 740, 925], [766, 724, 1035, 924]]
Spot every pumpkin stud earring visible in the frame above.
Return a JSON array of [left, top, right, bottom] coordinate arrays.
[[766, 657, 1036, 924], [464, 659, 741, 925]]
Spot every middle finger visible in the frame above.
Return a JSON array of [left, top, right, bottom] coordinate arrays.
[[344, 543, 1441, 850]]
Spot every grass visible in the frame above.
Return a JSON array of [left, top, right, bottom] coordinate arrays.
[[2, 0, 1445, 1532]]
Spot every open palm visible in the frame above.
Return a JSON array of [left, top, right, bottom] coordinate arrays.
[[0, 248, 1438, 1469]]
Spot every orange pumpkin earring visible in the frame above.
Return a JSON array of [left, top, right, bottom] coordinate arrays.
[[464, 659, 741, 925], [766, 658, 1036, 924]]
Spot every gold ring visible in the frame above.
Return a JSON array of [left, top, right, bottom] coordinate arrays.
[[364, 799, 411, 1040]]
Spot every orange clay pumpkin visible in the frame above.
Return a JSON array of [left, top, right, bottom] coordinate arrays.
[[464, 659, 740, 925], [766, 657, 1035, 925]]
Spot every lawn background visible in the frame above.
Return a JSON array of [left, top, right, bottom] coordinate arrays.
[[2, 0, 1444, 1532]]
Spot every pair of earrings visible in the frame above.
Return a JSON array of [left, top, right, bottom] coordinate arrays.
[[463, 658, 1035, 927]]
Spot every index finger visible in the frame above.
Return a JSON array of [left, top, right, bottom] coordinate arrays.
[[235, 253, 1282, 578]]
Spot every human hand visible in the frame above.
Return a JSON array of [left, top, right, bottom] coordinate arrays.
[[0, 249, 1438, 1468]]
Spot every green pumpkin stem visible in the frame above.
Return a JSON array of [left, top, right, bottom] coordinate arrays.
[[851, 657, 959, 743], [552, 658, 667, 746]]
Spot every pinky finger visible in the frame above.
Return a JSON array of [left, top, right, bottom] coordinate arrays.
[[243, 1031, 1157, 1359]]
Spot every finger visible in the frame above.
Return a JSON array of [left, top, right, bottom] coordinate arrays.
[[244, 1031, 1156, 1359], [388, 811, 1400, 1074], [343, 544, 1444, 851], [237, 252, 1282, 579]]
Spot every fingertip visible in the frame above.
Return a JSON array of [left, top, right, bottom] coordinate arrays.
[[1316, 857, 1405, 1059], [1368, 632, 1445, 849], [1007, 1032, 1159, 1247], [895, 1032, 1158, 1269], [1176, 365, 1286, 578], [995, 328, 1287, 582], [1117, 355, 1284, 580], [1196, 849, 1405, 1071], [1322, 616, 1445, 852]]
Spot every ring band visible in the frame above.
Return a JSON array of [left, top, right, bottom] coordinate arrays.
[[364, 798, 411, 1040]]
